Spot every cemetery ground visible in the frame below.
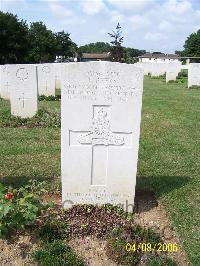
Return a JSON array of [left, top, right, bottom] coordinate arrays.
[[0, 76, 199, 265]]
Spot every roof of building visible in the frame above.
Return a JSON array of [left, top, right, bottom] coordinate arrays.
[[138, 52, 180, 59], [81, 52, 111, 59]]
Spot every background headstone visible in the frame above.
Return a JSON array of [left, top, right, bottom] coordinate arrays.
[[61, 62, 144, 211], [151, 63, 168, 77], [188, 63, 200, 88], [37, 63, 55, 96], [53, 63, 63, 89], [0, 65, 11, 100], [10, 64, 38, 118], [166, 63, 181, 82]]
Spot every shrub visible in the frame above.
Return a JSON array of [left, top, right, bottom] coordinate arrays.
[[39, 218, 69, 243], [0, 180, 50, 237], [38, 95, 61, 101], [177, 71, 188, 78], [32, 241, 85, 266], [189, 85, 200, 89], [0, 108, 60, 128]]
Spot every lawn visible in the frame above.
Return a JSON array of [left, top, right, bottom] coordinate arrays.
[[0, 76, 199, 265]]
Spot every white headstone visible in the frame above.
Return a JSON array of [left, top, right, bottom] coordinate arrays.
[[151, 63, 168, 77], [188, 63, 200, 88], [134, 62, 153, 75], [10, 64, 38, 118], [0, 65, 11, 99], [37, 63, 55, 96], [53, 63, 63, 89], [61, 62, 144, 211], [166, 63, 181, 82]]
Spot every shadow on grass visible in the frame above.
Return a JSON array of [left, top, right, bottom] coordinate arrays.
[[134, 175, 190, 213], [0, 175, 61, 189]]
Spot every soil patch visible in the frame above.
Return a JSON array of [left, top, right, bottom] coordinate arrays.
[[0, 191, 190, 266]]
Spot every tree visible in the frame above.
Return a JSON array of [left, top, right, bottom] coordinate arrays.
[[27, 22, 57, 63], [125, 48, 146, 64], [0, 11, 29, 64], [183, 29, 200, 58], [78, 42, 111, 55], [55, 31, 77, 61], [108, 23, 125, 62], [177, 29, 200, 63]]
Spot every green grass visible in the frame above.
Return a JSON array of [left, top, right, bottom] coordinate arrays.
[[0, 99, 60, 187], [0, 77, 200, 265], [137, 77, 200, 265]]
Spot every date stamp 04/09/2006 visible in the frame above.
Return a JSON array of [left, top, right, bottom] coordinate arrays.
[[125, 243, 179, 253]]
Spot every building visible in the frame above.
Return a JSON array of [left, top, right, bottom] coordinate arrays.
[[80, 52, 111, 62], [138, 52, 180, 63]]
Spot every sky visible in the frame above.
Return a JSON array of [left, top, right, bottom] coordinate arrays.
[[1, 0, 200, 53]]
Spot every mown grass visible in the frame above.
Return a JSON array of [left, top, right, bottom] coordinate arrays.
[[137, 77, 200, 265], [0, 99, 60, 187], [0, 77, 199, 265]]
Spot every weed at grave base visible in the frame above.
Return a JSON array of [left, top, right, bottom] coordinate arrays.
[[0, 108, 61, 128], [106, 226, 178, 266], [38, 94, 61, 101], [189, 85, 200, 89], [32, 240, 85, 266]]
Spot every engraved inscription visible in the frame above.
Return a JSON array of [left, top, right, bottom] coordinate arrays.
[[64, 84, 139, 102]]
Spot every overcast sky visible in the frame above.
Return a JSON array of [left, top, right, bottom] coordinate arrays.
[[1, 0, 200, 53]]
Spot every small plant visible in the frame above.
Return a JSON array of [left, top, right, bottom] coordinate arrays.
[[151, 74, 166, 79], [0, 180, 49, 237], [189, 85, 200, 89], [32, 241, 85, 266], [38, 95, 61, 101], [147, 256, 178, 266], [106, 225, 162, 265], [177, 70, 188, 78], [39, 217, 69, 243], [0, 108, 61, 128]]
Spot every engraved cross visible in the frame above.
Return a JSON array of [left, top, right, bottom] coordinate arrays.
[[69, 106, 133, 186], [18, 93, 29, 108]]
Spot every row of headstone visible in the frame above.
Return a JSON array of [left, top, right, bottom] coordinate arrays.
[[134, 62, 182, 79], [0, 64, 56, 118], [61, 61, 144, 210], [134, 62, 168, 76], [134, 62, 184, 83], [0, 63, 64, 101]]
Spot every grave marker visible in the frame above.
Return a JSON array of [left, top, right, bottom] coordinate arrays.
[[37, 64, 55, 96], [10, 64, 38, 118], [0, 65, 11, 99], [61, 62, 144, 211], [188, 63, 200, 88], [166, 63, 181, 82]]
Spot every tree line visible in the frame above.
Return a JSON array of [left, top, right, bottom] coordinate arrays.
[[0, 11, 199, 65], [0, 12, 77, 64]]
